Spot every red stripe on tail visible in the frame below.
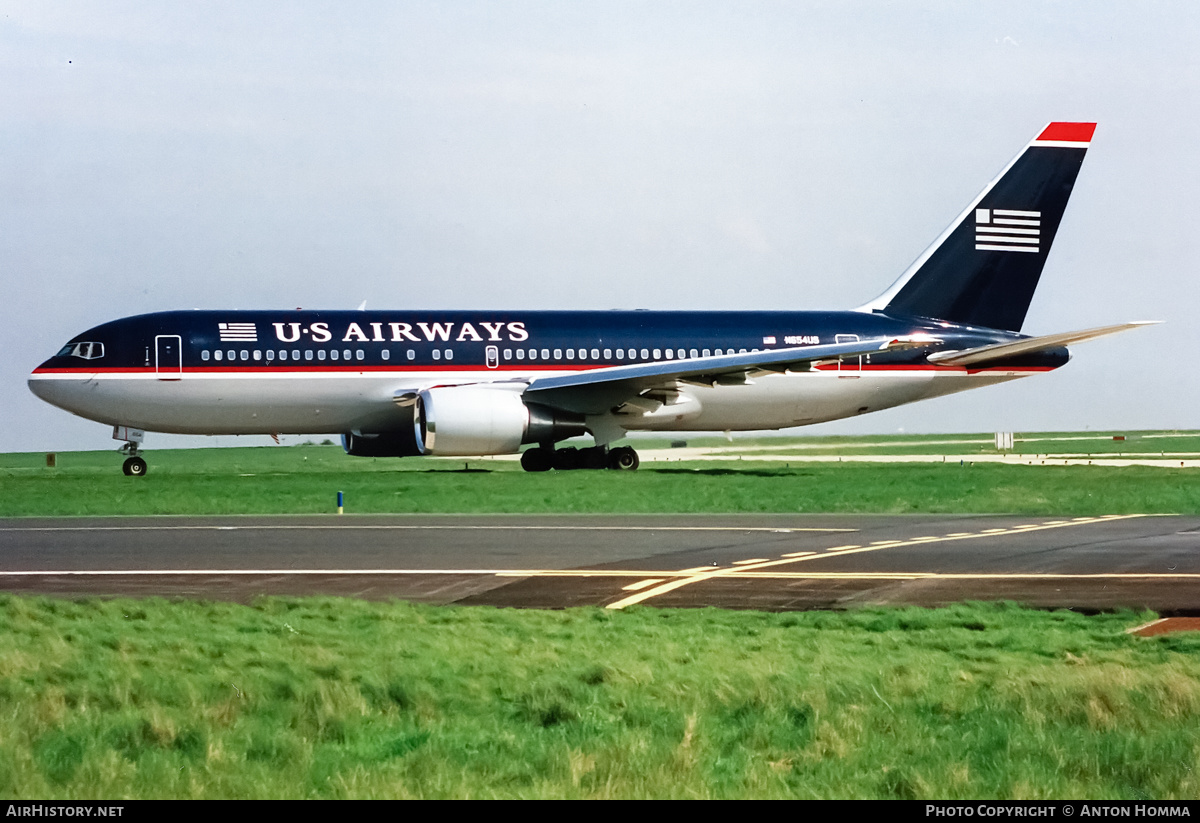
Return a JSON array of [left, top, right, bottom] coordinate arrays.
[[1036, 122, 1096, 143]]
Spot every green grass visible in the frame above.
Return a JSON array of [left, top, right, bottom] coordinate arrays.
[[1, 597, 1196, 799], [0, 440, 1197, 516], [717, 429, 1200, 457]]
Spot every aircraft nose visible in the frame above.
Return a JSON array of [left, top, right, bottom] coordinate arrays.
[[28, 361, 89, 416]]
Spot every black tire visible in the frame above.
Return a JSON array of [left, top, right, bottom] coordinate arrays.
[[608, 446, 639, 471], [520, 447, 552, 472], [552, 447, 580, 471], [123, 456, 147, 477]]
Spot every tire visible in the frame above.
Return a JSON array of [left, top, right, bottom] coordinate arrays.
[[123, 456, 148, 477], [552, 447, 580, 471], [520, 447, 552, 472], [608, 446, 639, 471]]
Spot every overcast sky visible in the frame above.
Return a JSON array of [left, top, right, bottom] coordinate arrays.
[[3, 1, 1197, 453]]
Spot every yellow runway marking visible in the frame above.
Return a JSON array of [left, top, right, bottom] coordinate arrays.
[[621, 579, 665, 591], [604, 514, 1149, 610]]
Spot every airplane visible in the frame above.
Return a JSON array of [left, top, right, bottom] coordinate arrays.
[[28, 122, 1154, 476]]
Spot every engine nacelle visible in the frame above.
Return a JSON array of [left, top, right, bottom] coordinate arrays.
[[342, 427, 422, 457], [413, 387, 586, 456]]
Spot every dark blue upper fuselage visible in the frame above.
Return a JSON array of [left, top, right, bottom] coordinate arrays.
[[35, 309, 1070, 373]]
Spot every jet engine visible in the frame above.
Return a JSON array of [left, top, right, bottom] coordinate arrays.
[[341, 428, 422, 457], [413, 386, 586, 456]]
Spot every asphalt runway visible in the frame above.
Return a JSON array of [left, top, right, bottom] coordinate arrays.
[[2, 513, 1199, 612]]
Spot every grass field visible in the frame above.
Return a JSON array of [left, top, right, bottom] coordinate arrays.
[[1, 432, 1197, 517], [2, 597, 1198, 800]]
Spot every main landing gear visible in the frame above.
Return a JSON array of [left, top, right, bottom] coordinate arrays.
[[520, 445, 640, 472]]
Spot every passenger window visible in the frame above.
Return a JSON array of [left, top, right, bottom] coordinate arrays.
[[432, 350, 441, 360], [616, 349, 624, 359], [305, 350, 313, 361], [356, 350, 364, 361], [318, 350, 326, 361], [381, 349, 390, 361], [445, 349, 453, 360], [553, 349, 562, 359], [640, 349, 648, 360], [342, 349, 351, 360], [516, 349, 525, 360], [665, 349, 673, 359], [503, 349, 512, 360], [653, 349, 661, 359], [541, 349, 549, 359], [266, 350, 274, 361], [292, 350, 300, 360], [406, 349, 415, 360], [331, 350, 339, 361], [253, 350, 262, 361], [565, 349, 574, 360], [276, 350, 284, 361], [590, 348, 599, 360], [201, 350, 210, 361]]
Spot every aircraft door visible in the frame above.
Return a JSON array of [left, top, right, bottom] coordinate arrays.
[[835, 334, 861, 378], [485, 345, 499, 369], [155, 335, 182, 380]]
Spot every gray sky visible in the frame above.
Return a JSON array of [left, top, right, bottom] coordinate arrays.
[[3, 1, 1197, 453]]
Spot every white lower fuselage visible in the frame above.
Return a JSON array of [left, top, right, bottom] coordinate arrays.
[[28, 365, 1036, 437]]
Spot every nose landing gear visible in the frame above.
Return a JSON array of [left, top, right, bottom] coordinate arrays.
[[115, 426, 148, 476]]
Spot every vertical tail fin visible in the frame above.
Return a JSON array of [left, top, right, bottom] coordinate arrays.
[[859, 122, 1095, 332]]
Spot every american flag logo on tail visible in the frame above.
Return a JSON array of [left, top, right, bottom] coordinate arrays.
[[218, 322, 258, 342], [975, 208, 1040, 253]]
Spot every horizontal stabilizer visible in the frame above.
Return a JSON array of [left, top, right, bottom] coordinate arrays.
[[926, 321, 1159, 367]]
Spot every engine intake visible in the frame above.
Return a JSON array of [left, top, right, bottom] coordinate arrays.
[[414, 387, 586, 456]]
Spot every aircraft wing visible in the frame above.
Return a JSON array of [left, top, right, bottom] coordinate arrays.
[[925, 321, 1159, 367], [522, 336, 932, 415]]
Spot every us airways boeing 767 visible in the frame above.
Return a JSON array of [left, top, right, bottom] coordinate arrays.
[[29, 122, 1153, 475]]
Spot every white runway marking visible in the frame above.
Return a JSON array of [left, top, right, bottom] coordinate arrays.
[[0, 525, 856, 533]]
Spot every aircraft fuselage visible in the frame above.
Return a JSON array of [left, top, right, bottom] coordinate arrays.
[[29, 309, 1064, 436]]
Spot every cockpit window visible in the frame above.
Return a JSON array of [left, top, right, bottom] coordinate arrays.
[[57, 342, 105, 360]]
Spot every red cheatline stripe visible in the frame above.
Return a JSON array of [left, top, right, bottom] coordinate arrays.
[[33, 364, 1057, 377], [1035, 122, 1096, 143]]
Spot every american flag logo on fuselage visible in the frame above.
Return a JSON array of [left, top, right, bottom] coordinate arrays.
[[218, 322, 258, 342], [975, 208, 1040, 253]]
